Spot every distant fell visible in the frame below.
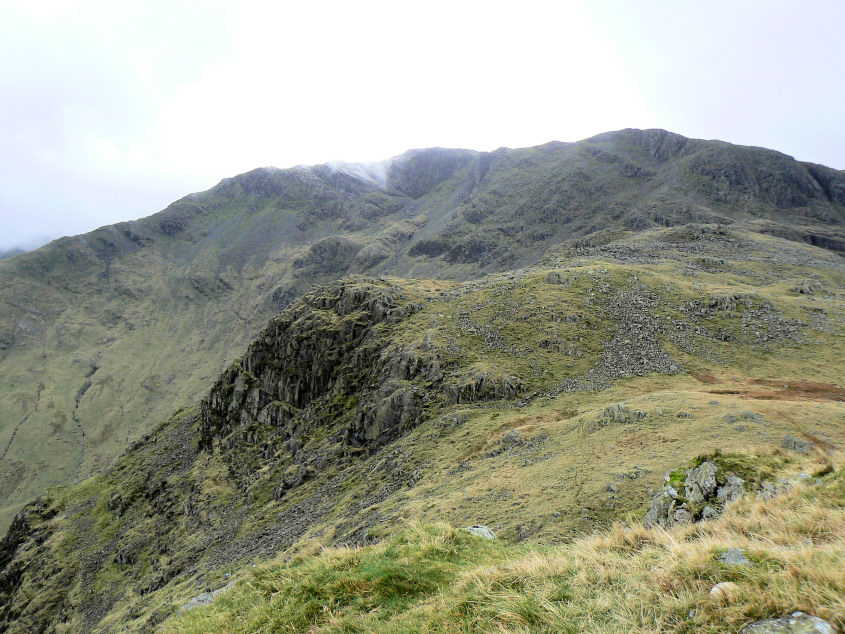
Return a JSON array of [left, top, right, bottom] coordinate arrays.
[[0, 128, 844, 530]]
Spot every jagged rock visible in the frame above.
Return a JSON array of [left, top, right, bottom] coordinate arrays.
[[701, 505, 720, 520], [200, 280, 426, 457], [602, 403, 646, 424], [463, 525, 495, 539], [781, 435, 814, 454], [447, 369, 523, 404], [718, 548, 751, 565], [703, 293, 754, 315], [273, 463, 317, 500], [671, 506, 691, 524], [645, 460, 745, 528], [350, 380, 421, 444], [791, 280, 824, 295], [587, 404, 645, 433], [107, 492, 130, 517], [644, 492, 673, 528], [544, 271, 570, 285], [741, 612, 834, 633], [717, 475, 745, 505], [514, 523, 539, 542], [685, 461, 718, 503], [500, 430, 523, 449], [114, 547, 137, 566]]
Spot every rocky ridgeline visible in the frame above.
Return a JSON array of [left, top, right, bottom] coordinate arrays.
[[200, 277, 525, 487], [200, 279, 428, 456]]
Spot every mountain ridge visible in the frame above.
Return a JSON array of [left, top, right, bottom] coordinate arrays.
[[0, 225, 842, 630], [0, 122, 844, 629], [1, 127, 844, 534]]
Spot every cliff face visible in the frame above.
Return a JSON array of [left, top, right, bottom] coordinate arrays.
[[198, 280, 437, 477]]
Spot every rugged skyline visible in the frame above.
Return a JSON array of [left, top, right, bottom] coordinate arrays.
[[2, 0, 845, 251]]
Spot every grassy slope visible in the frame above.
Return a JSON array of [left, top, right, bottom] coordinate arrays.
[[168, 459, 844, 633]]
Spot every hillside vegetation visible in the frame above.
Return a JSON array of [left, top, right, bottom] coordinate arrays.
[[170, 461, 845, 633], [2, 128, 845, 532], [0, 220, 843, 631]]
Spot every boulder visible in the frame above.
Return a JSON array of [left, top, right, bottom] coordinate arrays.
[[756, 480, 793, 500], [645, 460, 745, 528], [781, 435, 814, 455], [741, 612, 834, 633], [587, 403, 646, 433], [718, 548, 751, 565], [717, 474, 745, 505], [709, 581, 740, 601], [544, 271, 571, 285], [602, 403, 646, 424], [791, 280, 824, 295], [463, 525, 495, 539], [685, 461, 718, 503]]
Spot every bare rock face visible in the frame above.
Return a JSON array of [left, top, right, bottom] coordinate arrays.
[[781, 435, 814, 454], [293, 235, 363, 273], [200, 278, 527, 487], [684, 461, 718, 503], [447, 369, 524, 404], [586, 403, 645, 433], [387, 148, 476, 199], [200, 279, 426, 456], [644, 460, 745, 529]]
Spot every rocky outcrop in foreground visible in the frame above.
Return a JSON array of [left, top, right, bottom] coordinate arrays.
[[645, 459, 745, 528]]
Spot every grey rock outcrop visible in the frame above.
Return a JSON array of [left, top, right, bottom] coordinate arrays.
[[447, 369, 523, 404], [587, 404, 645, 433], [463, 525, 495, 539], [178, 580, 237, 614], [645, 460, 745, 528], [781, 435, 814, 454], [791, 280, 824, 295], [718, 548, 751, 565], [741, 612, 834, 633]]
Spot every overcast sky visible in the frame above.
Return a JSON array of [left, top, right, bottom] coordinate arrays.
[[1, 0, 844, 251]]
